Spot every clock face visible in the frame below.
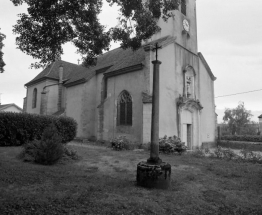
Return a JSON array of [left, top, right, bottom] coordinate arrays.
[[183, 19, 190, 32]]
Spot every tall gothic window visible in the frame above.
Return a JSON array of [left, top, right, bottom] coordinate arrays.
[[32, 88, 37, 108], [181, 0, 186, 16], [118, 91, 132, 126]]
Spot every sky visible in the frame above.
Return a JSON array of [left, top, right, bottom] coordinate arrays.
[[0, 0, 262, 123]]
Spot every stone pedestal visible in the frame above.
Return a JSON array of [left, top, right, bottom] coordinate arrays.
[[137, 161, 171, 189]]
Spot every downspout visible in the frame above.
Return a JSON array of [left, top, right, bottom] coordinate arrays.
[[58, 64, 63, 111]]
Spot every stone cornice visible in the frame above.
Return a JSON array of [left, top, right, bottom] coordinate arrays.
[[142, 92, 152, 103], [177, 95, 203, 111], [175, 42, 198, 57], [95, 65, 113, 75]]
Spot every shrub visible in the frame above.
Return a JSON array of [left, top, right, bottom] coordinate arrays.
[[110, 136, 131, 151], [0, 112, 77, 146], [221, 135, 262, 142], [191, 148, 206, 158], [63, 147, 79, 160], [159, 135, 187, 155], [239, 149, 262, 164], [192, 146, 262, 164], [22, 124, 64, 165]]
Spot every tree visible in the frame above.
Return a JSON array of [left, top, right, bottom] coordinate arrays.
[[223, 102, 253, 135], [10, 0, 180, 68], [0, 28, 6, 73]]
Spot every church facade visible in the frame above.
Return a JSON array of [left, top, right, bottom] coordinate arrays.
[[24, 0, 217, 149]]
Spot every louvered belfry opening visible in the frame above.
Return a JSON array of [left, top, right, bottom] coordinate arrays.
[[181, 0, 186, 16], [118, 91, 132, 126]]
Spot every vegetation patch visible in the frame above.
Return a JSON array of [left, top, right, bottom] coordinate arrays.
[[191, 146, 262, 164], [218, 140, 262, 151], [110, 136, 142, 151], [159, 135, 187, 155], [221, 135, 262, 142], [19, 124, 78, 165], [0, 112, 77, 146]]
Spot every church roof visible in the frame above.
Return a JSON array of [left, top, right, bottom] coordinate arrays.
[[25, 47, 146, 88], [65, 47, 146, 86], [25, 36, 175, 88], [25, 60, 89, 87]]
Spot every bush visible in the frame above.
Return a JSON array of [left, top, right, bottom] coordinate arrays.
[[22, 124, 64, 165], [159, 135, 187, 155], [221, 135, 262, 142], [110, 136, 131, 151], [192, 146, 262, 164], [191, 148, 206, 158], [63, 146, 79, 160], [0, 112, 77, 146]]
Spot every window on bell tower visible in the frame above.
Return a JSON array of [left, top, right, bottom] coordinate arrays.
[[181, 0, 187, 16]]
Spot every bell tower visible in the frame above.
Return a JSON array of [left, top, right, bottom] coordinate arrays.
[[151, 0, 198, 54]]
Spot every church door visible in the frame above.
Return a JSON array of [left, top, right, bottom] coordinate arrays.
[[181, 110, 193, 149], [182, 123, 192, 148], [182, 124, 187, 146]]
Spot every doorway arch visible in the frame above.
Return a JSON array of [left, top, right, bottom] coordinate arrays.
[[177, 96, 203, 149]]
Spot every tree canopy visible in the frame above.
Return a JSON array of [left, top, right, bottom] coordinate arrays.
[[223, 102, 253, 135], [0, 28, 6, 73], [10, 0, 180, 68]]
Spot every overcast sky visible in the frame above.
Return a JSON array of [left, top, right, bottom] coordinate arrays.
[[0, 0, 262, 122]]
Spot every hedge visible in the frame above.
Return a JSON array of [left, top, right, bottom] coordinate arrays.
[[0, 112, 77, 146], [221, 135, 262, 143], [218, 140, 262, 151]]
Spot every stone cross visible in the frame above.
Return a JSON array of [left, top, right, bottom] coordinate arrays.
[[153, 43, 162, 61], [137, 42, 171, 189], [147, 43, 162, 164]]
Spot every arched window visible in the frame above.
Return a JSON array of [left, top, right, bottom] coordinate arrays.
[[181, 0, 186, 16], [32, 88, 37, 108], [118, 91, 132, 126]]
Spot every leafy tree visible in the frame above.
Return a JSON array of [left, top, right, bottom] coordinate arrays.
[[223, 102, 253, 135], [0, 28, 6, 73], [10, 0, 180, 68]]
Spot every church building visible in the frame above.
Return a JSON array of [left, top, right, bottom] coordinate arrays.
[[24, 0, 217, 149]]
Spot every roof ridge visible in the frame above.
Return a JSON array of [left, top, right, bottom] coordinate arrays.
[[61, 60, 80, 66]]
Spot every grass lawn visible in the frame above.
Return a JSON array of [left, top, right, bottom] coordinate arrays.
[[0, 142, 262, 215]]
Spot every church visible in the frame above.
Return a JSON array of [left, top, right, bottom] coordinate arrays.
[[24, 0, 217, 149]]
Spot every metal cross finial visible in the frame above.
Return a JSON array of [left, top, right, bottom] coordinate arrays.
[[153, 43, 162, 61]]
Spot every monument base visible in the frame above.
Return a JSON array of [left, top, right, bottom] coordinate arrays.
[[136, 160, 171, 189]]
